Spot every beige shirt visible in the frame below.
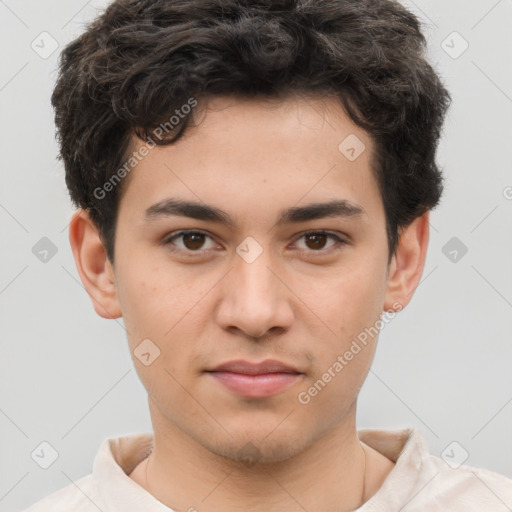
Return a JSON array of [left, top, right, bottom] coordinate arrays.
[[23, 428, 512, 511]]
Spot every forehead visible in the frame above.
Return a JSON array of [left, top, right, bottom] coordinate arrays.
[[117, 94, 382, 225]]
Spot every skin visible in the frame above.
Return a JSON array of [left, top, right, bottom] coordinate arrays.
[[69, 93, 429, 512]]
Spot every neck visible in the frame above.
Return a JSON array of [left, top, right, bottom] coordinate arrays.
[[131, 402, 369, 512]]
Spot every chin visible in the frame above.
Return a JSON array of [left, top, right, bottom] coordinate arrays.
[[197, 427, 314, 466]]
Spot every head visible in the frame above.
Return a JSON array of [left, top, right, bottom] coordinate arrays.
[[57, 0, 450, 463]]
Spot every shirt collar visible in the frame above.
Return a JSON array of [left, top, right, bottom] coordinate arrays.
[[356, 427, 427, 510], [92, 427, 427, 511], [93, 431, 172, 511]]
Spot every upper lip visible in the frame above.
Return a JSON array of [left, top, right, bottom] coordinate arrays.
[[206, 359, 302, 375]]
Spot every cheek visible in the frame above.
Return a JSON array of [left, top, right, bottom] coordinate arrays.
[[305, 259, 386, 333], [115, 269, 198, 403], [115, 261, 214, 379], [299, 255, 387, 390], [115, 274, 157, 339], [298, 269, 384, 421], [344, 268, 386, 331], [115, 258, 184, 330]]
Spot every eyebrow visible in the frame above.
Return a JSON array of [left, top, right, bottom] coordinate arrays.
[[143, 198, 366, 228]]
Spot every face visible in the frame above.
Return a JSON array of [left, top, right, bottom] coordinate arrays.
[[101, 94, 400, 463]]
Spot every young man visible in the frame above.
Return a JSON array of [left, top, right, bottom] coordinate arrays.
[[25, 0, 512, 510]]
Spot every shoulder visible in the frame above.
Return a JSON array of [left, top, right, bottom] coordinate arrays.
[[20, 474, 103, 512], [420, 454, 512, 509], [358, 427, 512, 510], [20, 432, 153, 512]]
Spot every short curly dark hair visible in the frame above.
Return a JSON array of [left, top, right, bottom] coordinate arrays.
[[52, 0, 451, 264]]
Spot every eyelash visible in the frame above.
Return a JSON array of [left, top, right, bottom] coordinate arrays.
[[162, 229, 348, 257]]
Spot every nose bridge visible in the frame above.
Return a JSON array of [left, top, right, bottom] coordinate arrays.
[[216, 238, 294, 338], [233, 239, 281, 306]]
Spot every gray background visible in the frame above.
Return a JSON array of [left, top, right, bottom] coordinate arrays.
[[1, 1, 511, 510]]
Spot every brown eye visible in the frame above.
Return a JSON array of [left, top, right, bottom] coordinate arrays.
[[304, 233, 328, 250], [164, 230, 217, 253], [294, 231, 345, 252], [181, 232, 206, 250]]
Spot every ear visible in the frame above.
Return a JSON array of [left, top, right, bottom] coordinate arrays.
[[383, 211, 430, 312], [68, 209, 122, 319]]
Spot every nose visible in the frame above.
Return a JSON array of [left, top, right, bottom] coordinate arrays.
[[214, 247, 295, 340]]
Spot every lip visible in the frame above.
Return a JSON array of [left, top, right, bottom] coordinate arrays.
[[205, 359, 304, 398], [207, 359, 301, 375]]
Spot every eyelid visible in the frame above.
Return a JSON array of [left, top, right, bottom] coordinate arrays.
[[291, 229, 348, 244]]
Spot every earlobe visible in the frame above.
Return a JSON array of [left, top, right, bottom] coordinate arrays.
[[383, 212, 430, 312], [68, 209, 122, 319]]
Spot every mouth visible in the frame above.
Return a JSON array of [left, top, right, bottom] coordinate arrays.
[[204, 359, 304, 398]]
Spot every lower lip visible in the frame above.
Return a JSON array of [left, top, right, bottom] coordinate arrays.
[[207, 371, 303, 398]]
